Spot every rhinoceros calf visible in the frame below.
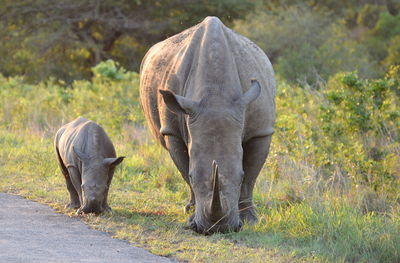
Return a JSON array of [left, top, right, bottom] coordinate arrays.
[[54, 117, 124, 214], [140, 17, 276, 234]]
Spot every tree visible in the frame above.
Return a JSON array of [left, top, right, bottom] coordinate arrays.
[[235, 1, 399, 84], [0, 0, 254, 82]]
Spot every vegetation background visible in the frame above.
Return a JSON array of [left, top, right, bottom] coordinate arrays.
[[0, 0, 399, 262]]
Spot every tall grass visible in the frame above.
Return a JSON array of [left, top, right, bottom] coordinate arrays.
[[0, 61, 399, 262]]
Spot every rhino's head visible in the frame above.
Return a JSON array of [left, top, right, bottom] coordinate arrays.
[[73, 147, 124, 214], [160, 80, 261, 234]]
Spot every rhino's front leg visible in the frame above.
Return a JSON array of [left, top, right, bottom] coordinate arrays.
[[64, 174, 81, 209], [102, 177, 113, 213], [67, 167, 83, 213], [55, 147, 80, 209], [164, 135, 195, 213], [100, 188, 112, 213], [240, 135, 272, 224]]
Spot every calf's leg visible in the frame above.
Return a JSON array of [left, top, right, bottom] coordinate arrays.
[[67, 167, 83, 212], [65, 175, 81, 209], [56, 148, 80, 209]]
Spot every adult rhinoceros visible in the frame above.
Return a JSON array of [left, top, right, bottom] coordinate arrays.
[[140, 16, 275, 234]]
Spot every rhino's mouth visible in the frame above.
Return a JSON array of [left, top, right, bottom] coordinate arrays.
[[82, 206, 102, 214], [188, 161, 243, 234], [188, 213, 243, 235], [76, 202, 103, 215]]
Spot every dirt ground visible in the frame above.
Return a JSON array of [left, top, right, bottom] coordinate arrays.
[[0, 193, 174, 263]]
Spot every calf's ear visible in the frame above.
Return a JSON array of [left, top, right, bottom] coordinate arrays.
[[159, 89, 199, 116], [103, 156, 125, 167]]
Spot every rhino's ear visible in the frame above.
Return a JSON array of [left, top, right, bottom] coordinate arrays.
[[73, 146, 90, 161], [103, 156, 125, 167], [159, 89, 199, 116], [242, 79, 261, 105]]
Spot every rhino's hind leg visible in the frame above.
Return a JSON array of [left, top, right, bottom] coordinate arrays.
[[164, 135, 195, 213], [240, 135, 272, 224]]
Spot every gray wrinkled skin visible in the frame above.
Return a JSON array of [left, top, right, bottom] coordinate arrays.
[[54, 117, 125, 214], [140, 17, 276, 234]]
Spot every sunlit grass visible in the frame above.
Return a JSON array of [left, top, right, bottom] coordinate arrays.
[[0, 63, 399, 262], [1, 128, 399, 262]]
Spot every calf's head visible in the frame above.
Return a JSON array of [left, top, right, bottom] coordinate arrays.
[[73, 147, 124, 214], [160, 80, 261, 234]]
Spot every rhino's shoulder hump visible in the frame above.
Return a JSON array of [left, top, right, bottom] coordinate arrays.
[[64, 116, 92, 130], [81, 119, 99, 129], [75, 116, 89, 122], [201, 16, 224, 27], [78, 120, 108, 140], [141, 16, 227, 81]]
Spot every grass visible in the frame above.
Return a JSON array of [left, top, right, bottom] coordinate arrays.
[[0, 61, 399, 262], [1, 128, 399, 262]]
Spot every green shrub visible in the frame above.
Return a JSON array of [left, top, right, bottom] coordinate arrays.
[[263, 71, 400, 211], [234, 4, 399, 84], [0, 60, 144, 135]]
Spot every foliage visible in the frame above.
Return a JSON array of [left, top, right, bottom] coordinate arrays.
[[0, 60, 144, 134], [235, 2, 400, 84], [383, 35, 400, 67], [0, 0, 254, 82], [0, 61, 399, 262], [2, 1, 399, 84], [267, 72, 399, 206]]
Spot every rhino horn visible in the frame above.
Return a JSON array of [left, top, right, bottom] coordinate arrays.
[[209, 160, 224, 221]]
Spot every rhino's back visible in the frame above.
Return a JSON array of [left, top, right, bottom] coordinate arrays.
[[140, 16, 275, 145], [139, 19, 204, 146], [55, 117, 116, 167]]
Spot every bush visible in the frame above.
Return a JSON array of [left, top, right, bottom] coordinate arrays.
[[264, 71, 400, 209], [234, 4, 398, 84], [234, 4, 331, 83], [0, 60, 144, 135]]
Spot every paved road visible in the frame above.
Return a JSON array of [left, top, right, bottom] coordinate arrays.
[[0, 193, 173, 263]]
